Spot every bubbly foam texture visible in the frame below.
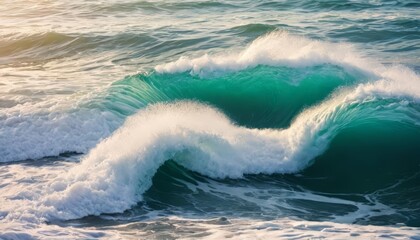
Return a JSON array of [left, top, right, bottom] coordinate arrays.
[[155, 31, 420, 99], [1, 32, 420, 222], [112, 216, 420, 239], [0, 103, 121, 162], [7, 102, 303, 220], [155, 31, 378, 77]]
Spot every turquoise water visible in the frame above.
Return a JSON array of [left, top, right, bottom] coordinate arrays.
[[0, 0, 419, 238]]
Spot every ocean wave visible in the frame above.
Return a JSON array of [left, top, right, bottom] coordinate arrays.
[[1, 32, 420, 222], [1, 32, 418, 163], [29, 59, 419, 219], [111, 64, 360, 127], [155, 31, 377, 77], [0, 63, 359, 163], [7, 85, 419, 221]]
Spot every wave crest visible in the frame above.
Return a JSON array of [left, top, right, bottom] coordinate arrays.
[[155, 31, 373, 77]]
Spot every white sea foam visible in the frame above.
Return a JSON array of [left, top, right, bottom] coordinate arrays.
[[155, 31, 420, 100], [112, 216, 420, 240], [0, 104, 121, 163], [2, 213, 419, 239], [1, 162, 419, 239], [155, 31, 379, 77]]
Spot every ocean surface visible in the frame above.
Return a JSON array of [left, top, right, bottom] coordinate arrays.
[[1, 0, 420, 239]]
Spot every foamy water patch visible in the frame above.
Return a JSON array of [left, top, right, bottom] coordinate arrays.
[[0, 106, 121, 163], [155, 31, 379, 77], [111, 216, 420, 239]]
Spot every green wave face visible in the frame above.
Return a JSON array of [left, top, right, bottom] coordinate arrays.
[[101, 64, 361, 128], [303, 119, 420, 185]]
